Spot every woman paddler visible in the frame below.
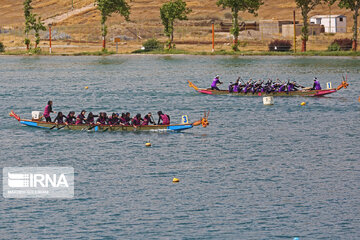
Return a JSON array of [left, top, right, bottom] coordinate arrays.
[[86, 112, 98, 124], [65, 111, 76, 125], [142, 112, 155, 126], [211, 75, 222, 90], [312, 77, 322, 90], [157, 111, 170, 125], [75, 110, 86, 124], [54, 112, 66, 124], [43, 100, 56, 122], [108, 113, 120, 125], [132, 114, 143, 126], [96, 112, 108, 125]]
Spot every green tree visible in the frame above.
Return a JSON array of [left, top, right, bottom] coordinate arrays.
[[23, 0, 34, 50], [96, 0, 131, 51], [295, 0, 321, 52], [160, 0, 192, 49], [216, 0, 263, 51], [323, 0, 337, 33], [32, 16, 46, 49], [338, 0, 360, 51]]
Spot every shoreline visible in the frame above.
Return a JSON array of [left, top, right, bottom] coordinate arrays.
[[1, 50, 360, 57]]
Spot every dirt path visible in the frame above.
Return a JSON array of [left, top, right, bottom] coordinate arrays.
[[43, 3, 96, 25]]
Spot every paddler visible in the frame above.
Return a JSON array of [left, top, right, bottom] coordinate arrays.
[[132, 113, 143, 126], [119, 113, 127, 125], [85, 112, 98, 124], [142, 112, 155, 125], [312, 77, 322, 90], [96, 112, 108, 125], [157, 111, 170, 125], [233, 77, 240, 93], [211, 75, 222, 90], [43, 100, 56, 122], [65, 111, 76, 125], [75, 110, 87, 124], [125, 112, 131, 125], [54, 112, 66, 124], [108, 113, 119, 125]]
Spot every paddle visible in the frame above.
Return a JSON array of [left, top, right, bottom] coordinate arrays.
[[88, 124, 97, 130], [57, 125, 67, 130], [49, 125, 57, 130]]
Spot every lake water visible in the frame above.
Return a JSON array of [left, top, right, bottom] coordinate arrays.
[[0, 55, 359, 239]]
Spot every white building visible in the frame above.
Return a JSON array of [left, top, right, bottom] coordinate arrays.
[[310, 15, 346, 33]]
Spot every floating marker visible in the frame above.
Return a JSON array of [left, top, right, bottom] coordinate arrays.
[[263, 96, 274, 105], [301, 102, 306, 106], [172, 178, 179, 182], [145, 142, 151, 147], [84, 86, 89, 89]]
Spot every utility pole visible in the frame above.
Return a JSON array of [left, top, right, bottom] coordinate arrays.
[[48, 23, 52, 54], [211, 20, 215, 52], [293, 10, 296, 53]]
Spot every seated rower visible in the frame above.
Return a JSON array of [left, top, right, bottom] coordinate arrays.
[[142, 112, 155, 126], [54, 112, 66, 124], [43, 100, 56, 122], [65, 111, 76, 125], [75, 110, 87, 124], [157, 111, 170, 125], [125, 112, 131, 125], [108, 113, 119, 125], [119, 113, 127, 125], [233, 78, 240, 93], [312, 77, 321, 90], [211, 75, 222, 90], [132, 113, 143, 126], [228, 82, 234, 93], [96, 112, 108, 125], [86, 112, 98, 124]]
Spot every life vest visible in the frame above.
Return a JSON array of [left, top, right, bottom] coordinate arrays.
[[211, 78, 219, 88], [132, 117, 141, 126], [66, 115, 76, 124], [233, 85, 239, 92], [75, 114, 86, 124], [43, 105, 51, 118], [161, 114, 170, 125]]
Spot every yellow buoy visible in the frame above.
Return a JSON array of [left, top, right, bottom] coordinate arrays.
[[172, 178, 179, 182], [84, 86, 89, 89], [145, 142, 151, 147], [301, 102, 306, 106]]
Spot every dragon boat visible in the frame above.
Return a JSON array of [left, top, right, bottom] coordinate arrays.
[[9, 111, 209, 132], [188, 80, 349, 97]]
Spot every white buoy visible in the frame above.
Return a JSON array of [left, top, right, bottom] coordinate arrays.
[[263, 96, 274, 105]]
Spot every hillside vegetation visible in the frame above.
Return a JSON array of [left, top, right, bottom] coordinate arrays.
[[0, 0, 356, 53]]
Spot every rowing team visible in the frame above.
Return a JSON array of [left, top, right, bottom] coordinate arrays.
[[43, 101, 171, 126], [211, 75, 322, 93]]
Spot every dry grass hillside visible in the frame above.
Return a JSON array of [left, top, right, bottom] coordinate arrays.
[[0, 0, 356, 53]]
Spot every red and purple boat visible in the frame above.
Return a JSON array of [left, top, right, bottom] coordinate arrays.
[[188, 80, 349, 97]]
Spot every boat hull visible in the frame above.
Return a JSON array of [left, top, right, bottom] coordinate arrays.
[[19, 120, 194, 132]]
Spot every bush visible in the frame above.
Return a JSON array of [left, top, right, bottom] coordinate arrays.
[[268, 39, 292, 52], [143, 38, 163, 51], [0, 42, 4, 52], [328, 38, 352, 51], [328, 42, 341, 51]]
